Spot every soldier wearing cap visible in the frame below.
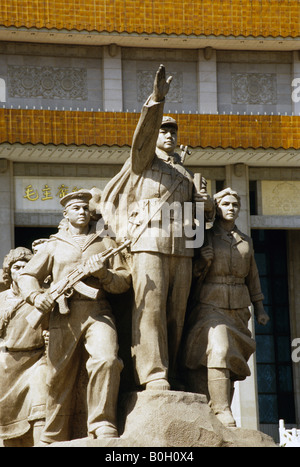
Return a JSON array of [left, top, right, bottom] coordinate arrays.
[[101, 65, 214, 391], [18, 189, 131, 444]]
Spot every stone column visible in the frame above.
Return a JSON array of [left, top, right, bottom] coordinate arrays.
[[197, 48, 218, 114], [0, 78, 5, 103], [0, 159, 14, 264], [102, 44, 123, 111], [225, 163, 259, 430], [292, 51, 300, 115]]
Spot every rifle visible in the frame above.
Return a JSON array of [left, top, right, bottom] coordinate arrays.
[[26, 239, 131, 330], [180, 144, 191, 164]]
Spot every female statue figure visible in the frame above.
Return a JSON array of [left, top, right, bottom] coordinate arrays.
[[182, 188, 269, 427]]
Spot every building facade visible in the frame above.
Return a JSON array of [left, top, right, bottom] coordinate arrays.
[[0, 0, 300, 442]]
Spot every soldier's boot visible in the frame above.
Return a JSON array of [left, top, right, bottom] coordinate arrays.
[[208, 368, 236, 428], [95, 421, 118, 439], [145, 378, 170, 391]]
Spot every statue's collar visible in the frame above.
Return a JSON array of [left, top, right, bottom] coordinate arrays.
[[214, 222, 246, 244], [51, 222, 103, 251], [156, 148, 181, 164]]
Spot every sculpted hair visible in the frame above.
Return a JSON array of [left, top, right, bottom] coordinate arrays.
[[2, 247, 33, 287]]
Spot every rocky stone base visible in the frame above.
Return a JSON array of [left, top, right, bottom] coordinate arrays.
[[50, 390, 277, 448]]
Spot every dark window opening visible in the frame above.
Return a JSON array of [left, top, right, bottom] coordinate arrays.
[[215, 179, 225, 193], [14, 227, 57, 251], [249, 180, 258, 215], [252, 229, 295, 424]]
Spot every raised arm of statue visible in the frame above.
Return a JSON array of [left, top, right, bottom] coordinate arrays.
[[130, 65, 173, 175], [151, 64, 173, 104]]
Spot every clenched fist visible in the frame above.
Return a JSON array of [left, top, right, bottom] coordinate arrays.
[[34, 292, 54, 314], [194, 190, 215, 213], [84, 255, 108, 280]]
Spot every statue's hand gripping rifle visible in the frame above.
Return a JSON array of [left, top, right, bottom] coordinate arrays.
[[26, 239, 131, 330]]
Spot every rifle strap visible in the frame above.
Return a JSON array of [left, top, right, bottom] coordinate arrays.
[[0, 297, 25, 337], [131, 175, 182, 246]]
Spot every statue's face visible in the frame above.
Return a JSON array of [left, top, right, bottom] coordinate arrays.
[[156, 125, 177, 154], [64, 202, 91, 228], [10, 260, 28, 285], [217, 195, 240, 222]]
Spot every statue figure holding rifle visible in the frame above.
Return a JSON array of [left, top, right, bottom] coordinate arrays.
[[18, 190, 131, 444]]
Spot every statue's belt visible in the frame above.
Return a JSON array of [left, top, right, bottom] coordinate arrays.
[[205, 276, 245, 285], [72, 288, 106, 301]]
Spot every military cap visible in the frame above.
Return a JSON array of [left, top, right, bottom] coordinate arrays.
[[60, 189, 92, 208], [161, 115, 178, 130]]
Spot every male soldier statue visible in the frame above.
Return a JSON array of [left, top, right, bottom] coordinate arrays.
[[101, 65, 214, 391], [18, 190, 131, 444]]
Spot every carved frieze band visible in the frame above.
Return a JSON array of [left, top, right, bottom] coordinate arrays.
[[8, 65, 88, 100], [232, 73, 277, 105], [137, 70, 183, 103]]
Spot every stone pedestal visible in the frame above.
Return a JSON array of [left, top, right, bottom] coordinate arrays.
[[50, 391, 276, 448]]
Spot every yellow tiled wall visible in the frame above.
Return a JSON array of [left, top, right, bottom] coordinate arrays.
[[1, 109, 299, 149], [0, 0, 299, 37]]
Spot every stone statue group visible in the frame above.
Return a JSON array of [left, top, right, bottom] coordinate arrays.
[[0, 66, 269, 447]]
